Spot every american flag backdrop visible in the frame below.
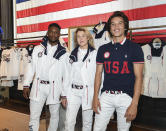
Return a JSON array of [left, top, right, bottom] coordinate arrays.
[[13, 0, 166, 45]]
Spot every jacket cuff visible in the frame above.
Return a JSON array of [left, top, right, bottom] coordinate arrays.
[[61, 96, 66, 99], [23, 86, 30, 88]]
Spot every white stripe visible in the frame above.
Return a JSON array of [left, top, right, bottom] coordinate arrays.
[[16, 28, 68, 39], [16, 1, 119, 26], [132, 27, 166, 33], [16, 17, 166, 39], [16, 0, 65, 11], [130, 17, 166, 29], [16, 0, 166, 26]]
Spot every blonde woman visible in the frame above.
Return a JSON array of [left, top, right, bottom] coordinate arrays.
[[62, 27, 97, 131]]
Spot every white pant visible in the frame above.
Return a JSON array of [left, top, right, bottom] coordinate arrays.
[[29, 84, 60, 131], [93, 92, 132, 131], [65, 94, 93, 131], [57, 105, 66, 131]]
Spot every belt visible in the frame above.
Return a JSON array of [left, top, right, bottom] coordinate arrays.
[[40, 80, 50, 84], [72, 84, 83, 89], [105, 90, 123, 94]]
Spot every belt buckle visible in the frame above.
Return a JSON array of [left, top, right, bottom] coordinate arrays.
[[115, 91, 122, 94], [40, 80, 49, 84], [72, 84, 83, 89], [110, 91, 115, 94]]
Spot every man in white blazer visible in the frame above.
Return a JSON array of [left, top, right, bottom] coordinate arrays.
[[23, 23, 69, 131]]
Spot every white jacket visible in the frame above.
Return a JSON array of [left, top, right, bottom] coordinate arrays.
[[23, 42, 69, 104], [66, 46, 97, 110], [18, 48, 29, 90], [142, 44, 166, 98]]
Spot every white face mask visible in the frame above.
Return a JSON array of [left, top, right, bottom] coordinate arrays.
[[29, 47, 33, 51], [153, 42, 161, 49]]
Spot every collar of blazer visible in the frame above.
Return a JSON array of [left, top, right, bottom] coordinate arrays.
[[40, 38, 66, 60], [69, 44, 95, 64]]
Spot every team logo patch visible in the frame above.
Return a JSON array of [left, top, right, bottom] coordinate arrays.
[[104, 52, 110, 59], [25, 54, 29, 57], [38, 52, 43, 57], [69, 59, 73, 64], [147, 55, 152, 60]]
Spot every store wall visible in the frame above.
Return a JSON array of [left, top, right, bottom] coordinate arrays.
[[0, 0, 13, 45]]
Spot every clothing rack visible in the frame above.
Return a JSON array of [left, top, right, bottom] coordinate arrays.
[[129, 25, 166, 40], [1, 33, 68, 47]]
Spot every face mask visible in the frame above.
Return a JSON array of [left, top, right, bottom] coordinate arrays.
[[29, 47, 33, 51], [153, 42, 161, 49]]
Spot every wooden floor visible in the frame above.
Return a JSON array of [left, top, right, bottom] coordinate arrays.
[[0, 99, 165, 131]]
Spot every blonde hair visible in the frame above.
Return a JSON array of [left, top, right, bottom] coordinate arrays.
[[74, 27, 95, 48]]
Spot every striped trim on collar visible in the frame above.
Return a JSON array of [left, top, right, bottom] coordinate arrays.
[[112, 37, 126, 45]]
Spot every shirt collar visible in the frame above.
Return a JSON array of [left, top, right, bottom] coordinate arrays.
[[112, 37, 126, 45]]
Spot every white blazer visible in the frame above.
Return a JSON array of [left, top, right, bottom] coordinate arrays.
[[66, 47, 97, 110], [23, 43, 69, 104]]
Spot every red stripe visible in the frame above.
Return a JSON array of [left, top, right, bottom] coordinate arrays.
[[17, 4, 166, 34], [17, 40, 41, 45], [17, 0, 114, 18], [17, 13, 112, 33], [17, 38, 68, 45], [127, 4, 166, 21], [131, 29, 166, 43]]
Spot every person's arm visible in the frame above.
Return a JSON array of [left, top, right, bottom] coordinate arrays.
[[61, 53, 70, 108], [23, 47, 36, 99], [92, 64, 103, 114], [125, 63, 144, 121]]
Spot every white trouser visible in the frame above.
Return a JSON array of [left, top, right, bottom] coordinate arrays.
[[29, 84, 60, 131], [57, 104, 66, 131], [65, 93, 93, 131], [93, 92, 132, 131]]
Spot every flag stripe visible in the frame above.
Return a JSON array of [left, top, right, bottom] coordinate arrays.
[[17, 4, 166, 34], [15, 0, 166, 44], [16, 1, 119, 26], [17, 0, 114, 18], [16, 0, 65, 11], [16, 1, 166, 26]]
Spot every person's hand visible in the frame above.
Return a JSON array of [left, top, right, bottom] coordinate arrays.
[[125, 103, 137, 122], [92, 96, 101, 114], [61, 98, 67, 108], [23, 88, 30, 99]]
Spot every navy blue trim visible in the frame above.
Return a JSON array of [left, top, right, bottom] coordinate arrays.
[[149, 42, 166, 57], [93, 22, 107, 39], [53, 43, 66, 60], [41, 36, 48, 55], [41, 36, 66, 59], [69, 44, 95, 63], [16, 0, 30, 4]]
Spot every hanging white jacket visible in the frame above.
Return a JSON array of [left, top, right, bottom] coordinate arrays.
[[93, 22, 111, 50], [142, 44, 166, 98], [66, 46, 97, 110], [0, 49, 11, 80], [18, 48, 29, 90], [23, 42, 69, 104]]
